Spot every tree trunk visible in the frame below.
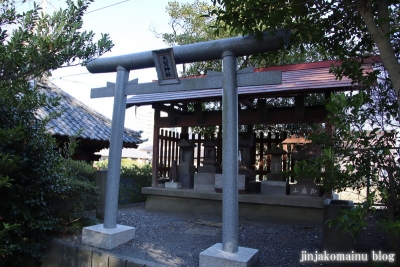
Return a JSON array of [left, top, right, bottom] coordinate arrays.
[[356, 1, 400, 121], [357, 4, 400, 262]]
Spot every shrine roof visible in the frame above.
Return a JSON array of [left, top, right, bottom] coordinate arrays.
[[126, 59, 377, 107], [36, 78, 145, 148]]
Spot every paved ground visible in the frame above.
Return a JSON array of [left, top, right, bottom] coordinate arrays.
[[61, 202, 393, 267]]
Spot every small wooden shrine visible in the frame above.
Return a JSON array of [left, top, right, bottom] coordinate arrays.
[[127, 59, 378, 223], [127, 59, 377, 188]]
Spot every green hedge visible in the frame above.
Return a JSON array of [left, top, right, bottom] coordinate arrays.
[[119, 164, 152, 205], [95, 161, 152, 205], [55, 159, 99, 224]]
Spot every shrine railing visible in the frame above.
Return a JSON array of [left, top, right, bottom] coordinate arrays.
[[156, 130, 222, 178], [155, 129, 310, 181]]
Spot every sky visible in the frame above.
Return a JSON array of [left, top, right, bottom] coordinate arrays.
[[36, 0, 191, 130]]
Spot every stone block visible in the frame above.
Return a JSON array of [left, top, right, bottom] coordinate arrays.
[[261, 181, 287, 196], [323, 199, 354, 252], [198, 166, 222, 174], [48, 239, 64, 267], [109, 256, 127, 267], [199, 243, 259, 267], [77, 248, 92, 267], [62, 244, 78, 267], [177, 165, 196, 174], [194, 173, 215, 190], [215, 174, 246, 191], [91, 251, 108, 267], [266, 172, 285, 181], [290, 184, 321, 197], [248, 181, 261, 194], [41, 254, 50, 267], [165, 182, 182, 189], [178, 173, 194, 189], [95, 171, 107, 221], [82, 224, 135, 250]]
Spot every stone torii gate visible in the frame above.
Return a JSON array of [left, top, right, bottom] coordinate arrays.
[[82, 29, 290, 266]]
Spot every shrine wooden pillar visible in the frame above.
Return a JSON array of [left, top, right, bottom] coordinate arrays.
[[152, 107, 161, 187]]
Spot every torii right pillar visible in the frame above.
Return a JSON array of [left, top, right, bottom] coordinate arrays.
[[199, 51, 259, 266]]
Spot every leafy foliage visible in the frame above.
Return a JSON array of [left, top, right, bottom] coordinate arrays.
[[94, 161, 152, 205], [0, 113, 66, 266], [0, 0, 113, 265], [54, 157, 99, 234], [210, 0, 399, 117], [120, 164, 152, 204], [288, 159, 321, 183], [64, 158, 97, 182], [159, 0, 332, 76], [309, 75, 400, 255], [154, 0, 230, 76], [57, 155, 99, 222], [325, 199, 372, 240], [0, 0, 113, 80], [211, 1, 387, 56], [53, 137, 99, 233]]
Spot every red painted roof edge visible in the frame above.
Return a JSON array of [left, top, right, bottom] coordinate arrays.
[[255, 56, 381, 72], [151, 57, 382, 81], [255, 60, 340, 72]]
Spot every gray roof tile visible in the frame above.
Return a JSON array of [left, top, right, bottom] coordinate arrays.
[[37, 78, 145, 147]]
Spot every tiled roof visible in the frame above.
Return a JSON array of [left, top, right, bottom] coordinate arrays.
[[36, 78, 145, 148], [126, 60, 374, 107]]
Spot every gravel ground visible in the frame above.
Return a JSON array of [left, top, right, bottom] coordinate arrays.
[[100, 203, 394, 267]]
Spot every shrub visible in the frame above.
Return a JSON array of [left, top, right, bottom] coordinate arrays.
[[0, 122, 67, 267], [0, 0, 112, 265], [54, 159, 99, 233], [94, 161, 152, 205], [119, 164, 152, 204], [64, 159, 97, 182], [94, 160, 108, 170], [0, 134, 100, 266]]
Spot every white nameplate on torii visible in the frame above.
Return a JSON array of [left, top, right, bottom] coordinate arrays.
[[90, 68, 282, 98]]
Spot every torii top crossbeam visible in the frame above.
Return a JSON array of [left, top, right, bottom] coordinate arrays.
[[86, 29, 290, 73]]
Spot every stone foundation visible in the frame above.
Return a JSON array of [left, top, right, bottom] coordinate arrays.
[[142, 187, 324, 224]]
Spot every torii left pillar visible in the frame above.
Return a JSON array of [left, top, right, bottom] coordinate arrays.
[[81, 66, 136, 249]]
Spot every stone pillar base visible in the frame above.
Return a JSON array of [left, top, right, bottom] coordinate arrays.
[[215, 174, 247, 191], [261, 180, 287, 195], [199, 243, 259, 267], [194, 173, 215, 190], [165, 182, 182, 189], [82, 224, 135, 250], [177, 173, 194, 189]]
